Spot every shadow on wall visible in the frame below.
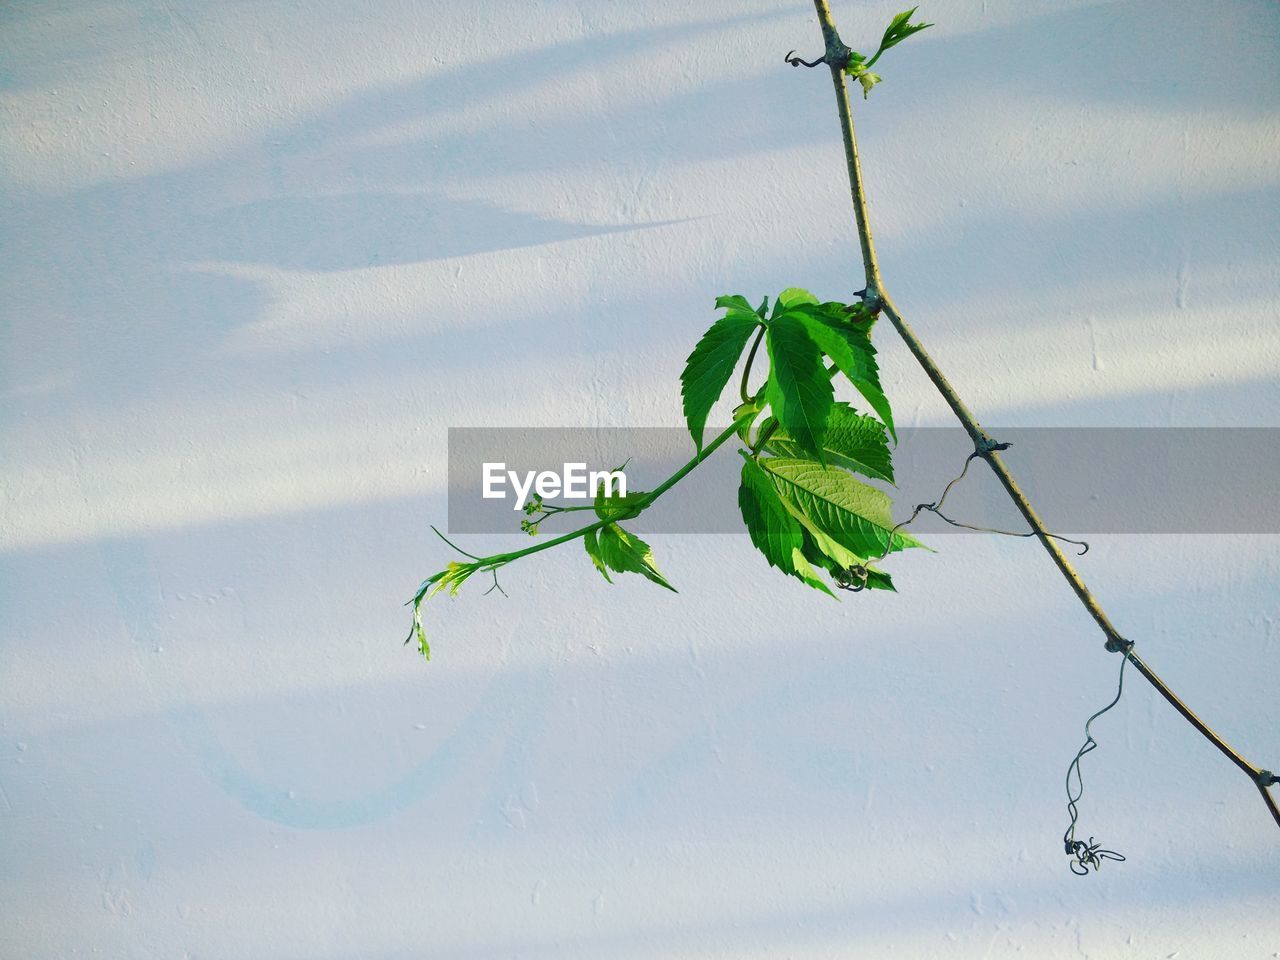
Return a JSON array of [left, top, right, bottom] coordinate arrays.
[[2, 1, 1279, 952], [3, 477, 1275, 833], [3, 0, 1277, 428], [2, 7, 794, 421], [1, 485, 1278, 954]]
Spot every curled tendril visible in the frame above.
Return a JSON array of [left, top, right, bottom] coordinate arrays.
[[1066, 837, 1126, 875], [1062, 647, 1130, 875], [866, 448, 1089, 571], [821, 441, 1088, 600], [783, 49, 826, 68], [833, 564, 869, 591]]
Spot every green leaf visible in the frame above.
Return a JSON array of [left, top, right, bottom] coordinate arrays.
[[405, 561, 479, 659], [788, 305, 896, 441], [884, 8, 917, 36], [863, 566, 896, 591], [596, 524, 677, 592], [681, 306, 761, 451], [800, 518, 866, 570], [818, 300, 877, 334], [429, 561, 477, 598], [768, 402, 894, 483], [593, 472, 648, 521], [583, 528, 613, 583], [738, 453, 834, 596], [796, 525, 844, 572], [714, 294, 756, 315], [851, 7, 933, 88], [796, 527, 897, 594], [771, 287, 819, 319], [880, 7, 933, 52], [764, 314, 833, 463], [413, 613, 430, 660], [761, 457, 925, 559]]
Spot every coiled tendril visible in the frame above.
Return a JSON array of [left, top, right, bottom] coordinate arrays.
[[1062, 644, 1131, 874]]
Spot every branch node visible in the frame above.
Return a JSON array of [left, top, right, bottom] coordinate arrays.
[[854, 286, 884, 316], [1256, 769, 1278, 787], [823, 36, 853, 71], [973, 435, 1011, 458], [1105, 636, 1134, 655]]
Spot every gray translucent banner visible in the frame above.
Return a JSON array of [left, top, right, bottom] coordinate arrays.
[[447, 427, 1280, 535]]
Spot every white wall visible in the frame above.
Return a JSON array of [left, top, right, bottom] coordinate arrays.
[[2, 0, 1278, 956]]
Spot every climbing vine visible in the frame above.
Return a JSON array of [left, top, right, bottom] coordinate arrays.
[[406, 10, 936, 660], [409, 285, 921, 654], [403, 2, 1280, 866]]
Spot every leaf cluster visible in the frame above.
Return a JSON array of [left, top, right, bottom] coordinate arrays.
[[407, 284, 925, 658], [404, 8, 933, 659], [682, 286, 923, 599], [407, 560, 479, 658], [843, 7, 933, 98]]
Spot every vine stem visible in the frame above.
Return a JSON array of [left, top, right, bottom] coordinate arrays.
[[417, 412, 755, 602], [740, 325, 767, 403], [810, 0, 1279, 830]]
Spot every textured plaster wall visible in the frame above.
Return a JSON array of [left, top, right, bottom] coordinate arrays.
[[2, 1, 1279, 957]]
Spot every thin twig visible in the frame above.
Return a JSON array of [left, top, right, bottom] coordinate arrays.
[[431, 525, 483, 561], [808, 0, 1279, 831]]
